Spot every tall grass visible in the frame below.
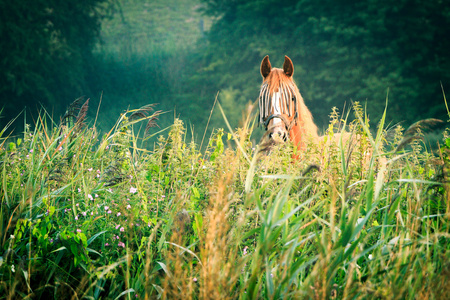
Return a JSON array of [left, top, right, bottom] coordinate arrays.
[[0, 100, 449, 299]]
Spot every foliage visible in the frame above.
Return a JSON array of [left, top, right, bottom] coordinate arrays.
[[3, 0, 449, 144], [89, 0, 211, 136], [1, 99, 449, 299], [198, 0, 450, 128], [0, 0, 114, 123]]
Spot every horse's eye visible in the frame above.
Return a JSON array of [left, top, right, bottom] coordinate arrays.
[[292, 97, 296, 101]]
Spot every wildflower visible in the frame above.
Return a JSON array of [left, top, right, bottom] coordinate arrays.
[[118, 241, 125, 247], [75, 215, 78, 220], [120, 227, 125, 232], [108, 210, 112, 214], [129, 187, 137, 194], [78, 188, 81, 193], [50, 238, 53, 243], [243, 246, 248, 255], [82, 211, 87, 216], [368, 254, 373, 260], [88, 194, 93, 200], [117, 212, 121, 217], [76, 203, 79, 207], [29, 149, 33, 153], [10, 235, 15, 239], [116, 224, 120, 229], [11, 265, 15, 273], [91, 212, 94, 216], [193, 277, 197, 282], [59, 146, 63, 151], [105, 243, 109, 246], [104, 206, 109, 211], [126, 204, 131, 210], [95, 194, 99, 198], [77, 229, 81, 233], [88, 168, 93, 172]]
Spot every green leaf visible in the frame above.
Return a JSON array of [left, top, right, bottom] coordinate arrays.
[[87, 230, 107, 246], [8, 142, 16, 151], [48, 206, 56, 216], [70, 244, 78, 256], [191, 186, 200, 198]]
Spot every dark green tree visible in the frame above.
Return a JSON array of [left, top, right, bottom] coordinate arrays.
[[0, 0, 113, 126]]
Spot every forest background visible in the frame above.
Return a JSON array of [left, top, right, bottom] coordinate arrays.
[[1, 0, 450, 143]]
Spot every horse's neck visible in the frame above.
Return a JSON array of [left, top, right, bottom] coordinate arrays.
[[290, 122, 319, 151]]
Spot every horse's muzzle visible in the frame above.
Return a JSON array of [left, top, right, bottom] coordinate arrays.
[[268, 126, 288, 142]]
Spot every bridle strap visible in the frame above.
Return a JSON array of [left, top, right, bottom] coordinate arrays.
[[263, 112, 298, 132]]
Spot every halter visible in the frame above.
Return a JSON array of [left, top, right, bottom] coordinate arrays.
[[263, 112, 298, 133]]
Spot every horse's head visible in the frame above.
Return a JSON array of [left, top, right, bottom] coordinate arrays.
[[259, 55, 299, 143]]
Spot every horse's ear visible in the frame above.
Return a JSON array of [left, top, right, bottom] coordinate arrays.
[[283, 55, 294, 77], [260, 55, 272, 78]]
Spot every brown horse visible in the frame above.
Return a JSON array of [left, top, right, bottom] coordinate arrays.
[[259, 55, 319, 151]]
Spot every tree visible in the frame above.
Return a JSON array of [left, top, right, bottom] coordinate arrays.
[[0, 0, 113, 126]]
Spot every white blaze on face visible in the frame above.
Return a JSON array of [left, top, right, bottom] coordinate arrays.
[[271, 91, 282, 126]]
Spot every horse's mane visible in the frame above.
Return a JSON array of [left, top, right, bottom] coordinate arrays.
[[259, 68, 319, 140]]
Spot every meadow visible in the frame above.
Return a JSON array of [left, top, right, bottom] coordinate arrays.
[[0, 98, 449, 299]]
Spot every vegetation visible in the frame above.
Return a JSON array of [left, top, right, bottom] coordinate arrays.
[[2, 0, 449, 140], [0, 0, 114, 120], [1, 1, 449, 297], [1, 98, 449, 298]]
